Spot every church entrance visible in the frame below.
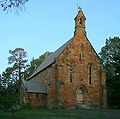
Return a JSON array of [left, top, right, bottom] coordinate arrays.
[[76, 88, 84, 104]]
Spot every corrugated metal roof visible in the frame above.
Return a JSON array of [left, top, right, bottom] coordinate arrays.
[[29, 37, 74, 79], [25, 80, 46, 93]]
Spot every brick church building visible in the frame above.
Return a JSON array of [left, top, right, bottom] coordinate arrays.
[[25, 9, 107, 109]]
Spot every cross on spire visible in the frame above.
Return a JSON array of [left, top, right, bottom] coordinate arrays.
[[77, 4, 82, 12]]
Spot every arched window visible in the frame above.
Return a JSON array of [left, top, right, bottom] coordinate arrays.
[[79, 44, 85, 63], [88, 63, 95, 85], [70, 63, 72, 83], [80, 53, 84, 60], [88, 64, 92, 85], [69, 60, 76, 83]]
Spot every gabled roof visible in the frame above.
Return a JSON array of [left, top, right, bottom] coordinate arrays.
[[25, 80, 46, 93], [29, 37, 74, 79], [74, 9, 86, 20]]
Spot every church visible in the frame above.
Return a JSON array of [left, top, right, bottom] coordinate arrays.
[[25, 9, 107, 109]]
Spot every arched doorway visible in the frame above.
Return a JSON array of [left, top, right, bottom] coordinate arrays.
[[76, 88, 84, 104]]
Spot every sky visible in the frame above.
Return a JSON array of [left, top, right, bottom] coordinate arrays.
[[0, 0, 120, 74]]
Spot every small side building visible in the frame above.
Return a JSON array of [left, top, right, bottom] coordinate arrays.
[[26, 9, 107, 109], [25, 80, 47, 108]]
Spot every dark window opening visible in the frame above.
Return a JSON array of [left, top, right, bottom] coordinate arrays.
[[69, 60, 76, 83], [88, 64, 92, 85], [36, 93, 39, 98], [70, 64, 72, 83], [80, 18, 82, 25], [89, 75, 92, 85]]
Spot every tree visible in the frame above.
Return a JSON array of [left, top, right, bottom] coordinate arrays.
[[99, 37, 120, 108], [8, 48, 27, 79], [0, 74, 4, 92], [0, 48, 28, 111], [8, 48, 28, 106], [0, 50, 51, 110], [0, 67, 19, 111], [0, 0, 28, 12], [0, 80, 19, 112]]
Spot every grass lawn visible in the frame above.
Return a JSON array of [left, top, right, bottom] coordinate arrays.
[[0, 108, 120, 119]]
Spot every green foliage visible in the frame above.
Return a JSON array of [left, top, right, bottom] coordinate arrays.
[[0, 48, 28, 111], [0, 50, 51, 111], [107, 53, 120, 108], [99, 37, 120, 108], [0, 83, 19, 112]]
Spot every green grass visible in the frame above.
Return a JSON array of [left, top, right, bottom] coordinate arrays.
[[0, 108, 120, 119]]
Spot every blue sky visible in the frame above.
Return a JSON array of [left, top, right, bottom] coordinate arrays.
[[0, 0, 120, 74]]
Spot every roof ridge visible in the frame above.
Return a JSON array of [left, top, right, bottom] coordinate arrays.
[[28, 37, 74, 79]]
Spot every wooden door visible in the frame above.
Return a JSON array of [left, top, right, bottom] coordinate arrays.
[[76, 89, 84, 104]]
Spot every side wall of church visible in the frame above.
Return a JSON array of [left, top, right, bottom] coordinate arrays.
[[31, 65, 59, 108]]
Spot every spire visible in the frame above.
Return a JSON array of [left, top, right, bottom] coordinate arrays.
[[74, 8, 86, 36]]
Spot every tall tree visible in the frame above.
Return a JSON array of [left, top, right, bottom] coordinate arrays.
[[8, 48, 28, 105], [99, 37, 120, 108], [0, 48, 28, 111]]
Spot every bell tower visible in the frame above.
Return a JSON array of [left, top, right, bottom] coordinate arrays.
[[74, 8, 86, 36]]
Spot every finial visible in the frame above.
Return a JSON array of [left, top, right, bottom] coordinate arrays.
[[77, 4, 82, 12]]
